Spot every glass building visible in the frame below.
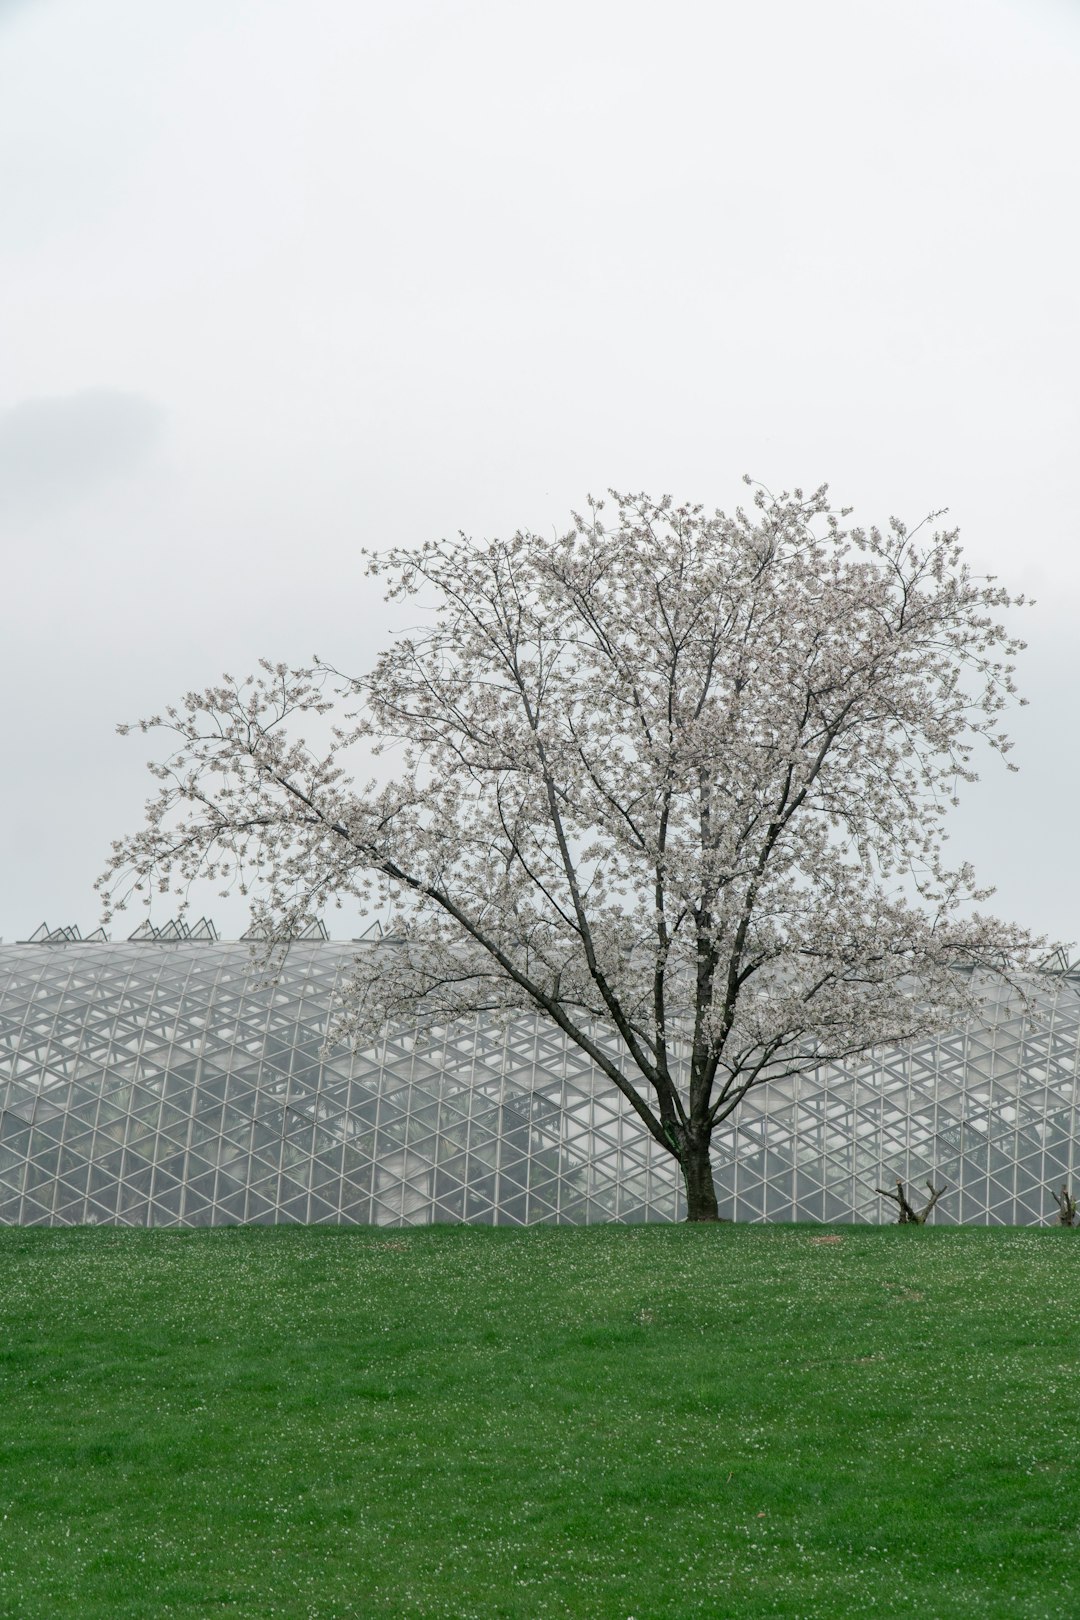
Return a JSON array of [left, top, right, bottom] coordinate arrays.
[[1, 922, 1077, 1226]]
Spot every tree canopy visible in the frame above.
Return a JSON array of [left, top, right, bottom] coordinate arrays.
[[99, 483, 1046, 1219]]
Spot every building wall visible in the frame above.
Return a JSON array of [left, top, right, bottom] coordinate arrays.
[[0, 942, 1077, 1226]]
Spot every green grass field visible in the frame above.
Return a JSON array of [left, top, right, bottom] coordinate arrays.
[[0, 1224, 1077, 1619]]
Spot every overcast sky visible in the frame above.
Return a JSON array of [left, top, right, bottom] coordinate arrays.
[[2, 0, 1078, 948]]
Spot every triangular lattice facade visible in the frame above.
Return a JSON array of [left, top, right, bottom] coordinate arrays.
[[1, 941, 1077, 1226]]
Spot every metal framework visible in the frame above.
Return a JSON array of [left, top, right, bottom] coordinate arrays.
[[1, 932, 1077, 1226]]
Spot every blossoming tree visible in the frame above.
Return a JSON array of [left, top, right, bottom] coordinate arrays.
[[98, 484, 1045, 1221]]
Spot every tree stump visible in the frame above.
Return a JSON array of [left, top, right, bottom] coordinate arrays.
[[1054, 1185, 1077, 1227], [876, 1177, 947, 1225]]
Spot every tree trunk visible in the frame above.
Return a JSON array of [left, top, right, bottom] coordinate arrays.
[[681, 1136, 721, 1222], [876, 1178, 947, 1225]]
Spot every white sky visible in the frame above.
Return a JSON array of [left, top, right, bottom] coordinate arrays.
[[2, 0, 1078, 947]]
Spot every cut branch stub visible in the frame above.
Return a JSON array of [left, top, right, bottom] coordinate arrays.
[[1054, 1184, 1078, 1227], [876, 1177, 948, 1226]]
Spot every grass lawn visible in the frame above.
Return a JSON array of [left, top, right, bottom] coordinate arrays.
[[0, 1224, 1077, 1619]]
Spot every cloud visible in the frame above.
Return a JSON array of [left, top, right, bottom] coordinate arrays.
[[0, 0, 42, 27], [0, 389, 165, 521]]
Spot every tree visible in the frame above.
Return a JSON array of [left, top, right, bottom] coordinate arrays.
[[876, 1178, 949, 1225], [98, 483, 1047, 1221]]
